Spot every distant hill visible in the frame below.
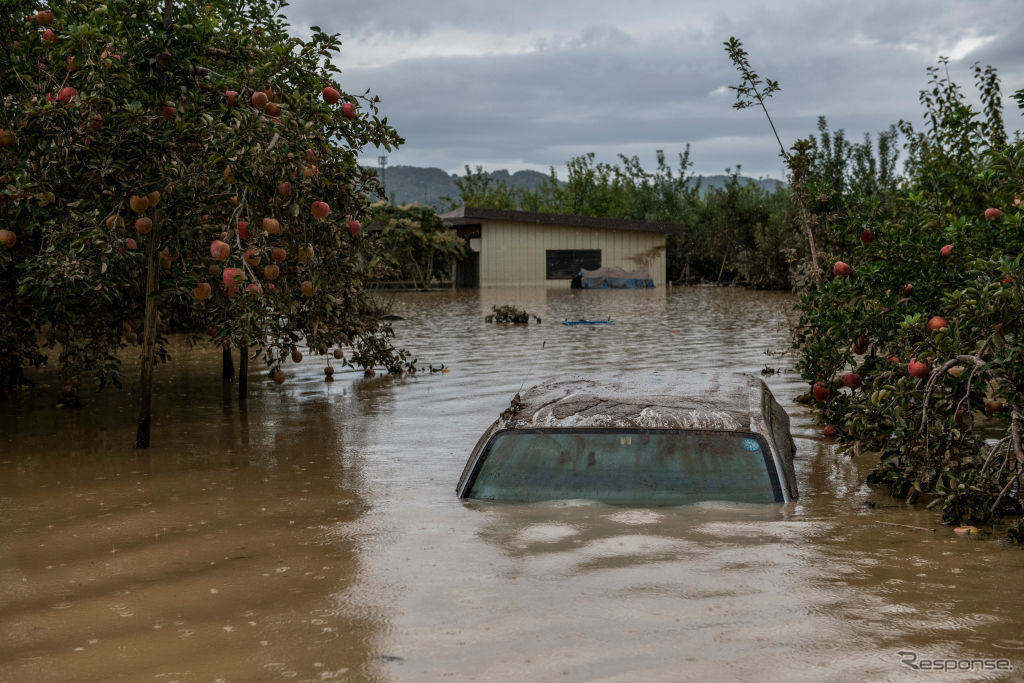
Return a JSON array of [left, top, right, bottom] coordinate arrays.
[[372, 165, 785, 210]]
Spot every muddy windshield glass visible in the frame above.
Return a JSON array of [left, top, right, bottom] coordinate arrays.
[[466, 429, 781, 504]]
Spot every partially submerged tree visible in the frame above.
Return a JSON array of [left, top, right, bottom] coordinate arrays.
[[0, 0, 410, 446]]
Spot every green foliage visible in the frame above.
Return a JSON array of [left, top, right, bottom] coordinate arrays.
[[793, 59, 1024, 538], [0, 0, 411, 395], [484, 305, 539, 325], [370, 202, 466, 288]]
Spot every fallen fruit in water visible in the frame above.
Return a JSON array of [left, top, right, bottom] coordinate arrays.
[[953, 526, 979, 536], [272, 369, 285, 384]]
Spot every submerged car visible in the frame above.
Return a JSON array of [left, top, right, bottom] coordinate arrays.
[[457, 372, 798, 505]]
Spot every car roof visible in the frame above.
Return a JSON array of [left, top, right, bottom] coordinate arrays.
[[499, 371, 770, 433]]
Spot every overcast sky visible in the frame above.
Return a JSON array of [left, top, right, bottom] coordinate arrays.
[[283, 0, 1024, 180]]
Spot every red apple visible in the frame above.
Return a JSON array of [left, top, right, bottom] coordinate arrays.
[[940, 244, 953, 260], [305, 148, 315, 163], [347, 218, 362, 236], [341, 102, 356, 119], [237, 221, 249, 240], [985, 400, 1004, 415], [210, 239, 230, 261], [902, 283, 913, 296], [833, 261, 852, 278], [984, 207, 1002, 221], [225, 90, 238, 106], [852, 334, 870, 354], [42, 28, 57, 44], [263, 217, 282, 235], [32, 10, 54, 25], [162, 105, 177, 118], [277, 181, 291, 197], [364, 368, 376, 378], [823, 425, 838, 437], [246, 282, 262, 295], [270, 247, 286, 263], [265, 101, 281, 117], [322, 86, 340, 104], [0, 229, 16, 248], [0, 129, 15, 146], [303, 165, 318, 178], [272, 369, 286, 384], [888, 355, 900, 365], [222, 267, 244, 287], [193, 282, 212, 301], [333, 349, 344, 359], [300, 280, 313, 297], [311, 201, 330, 218], [908, 359, 929, 379], [813, 382, 830, 401], [243, 248, 261, 267], [324, 365, 335, 376], [263, 264, 280, 280], [859, 228, 874, 244], [134, 217, 152, 234], [146, 190, 160, 207], [129, 195, 149, 213], [251, 91, 268, 109], [57, 86, 77, 104], [926, 316, 948, 332], [125, 237, 138, 250], [291, 349, 303, 363], [843, 372, 862, 390]]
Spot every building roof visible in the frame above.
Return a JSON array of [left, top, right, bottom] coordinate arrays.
[[440, 206, 687, 235]]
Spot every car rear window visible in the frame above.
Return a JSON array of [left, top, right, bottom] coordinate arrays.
[[465, 429, 782, 504]]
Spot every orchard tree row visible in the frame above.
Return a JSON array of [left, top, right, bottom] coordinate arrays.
[[720, 45, 1024, 540], [0, 0, 414, 447]]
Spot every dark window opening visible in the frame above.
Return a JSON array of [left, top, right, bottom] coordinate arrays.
[[546, 249, 601, 279]]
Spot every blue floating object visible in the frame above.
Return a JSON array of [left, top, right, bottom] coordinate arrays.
[[741, 438, 760, 451], [562, 320, 615, 326]]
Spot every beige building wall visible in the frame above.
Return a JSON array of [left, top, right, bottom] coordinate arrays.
[[478, 220, 667, 287]]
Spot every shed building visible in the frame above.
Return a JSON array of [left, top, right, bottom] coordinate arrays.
[[441, 207, 686, 288]]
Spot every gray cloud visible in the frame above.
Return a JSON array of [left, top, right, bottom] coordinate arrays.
[[284, 0, 1024, 179]]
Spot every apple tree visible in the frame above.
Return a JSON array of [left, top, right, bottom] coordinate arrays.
[[0, 0, 410, 446]]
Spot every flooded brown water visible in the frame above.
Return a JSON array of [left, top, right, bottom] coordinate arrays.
[[3, 287, 1024, 682]]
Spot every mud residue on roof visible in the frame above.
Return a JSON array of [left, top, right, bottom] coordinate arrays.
[[505, 372, 760, 432]]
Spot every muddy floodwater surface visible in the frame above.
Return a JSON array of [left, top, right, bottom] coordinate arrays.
[[3, 287, 1024, 682]]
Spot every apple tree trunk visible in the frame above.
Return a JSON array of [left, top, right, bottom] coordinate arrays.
[[134, 222, 161, 449], [222, 346, 234, 381]]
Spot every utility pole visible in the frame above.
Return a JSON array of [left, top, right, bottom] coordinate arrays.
[[377, 155, 388, 197]]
